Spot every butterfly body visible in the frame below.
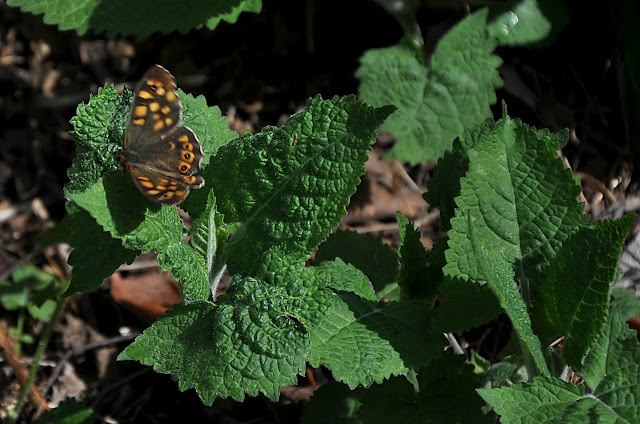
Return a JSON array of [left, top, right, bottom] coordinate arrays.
[[118, 65, 204, 205]]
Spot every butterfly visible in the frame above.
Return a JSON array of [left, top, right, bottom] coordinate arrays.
[[117, 64, 204, 205]]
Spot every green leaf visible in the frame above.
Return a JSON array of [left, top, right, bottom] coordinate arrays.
[[359, 352, 493, 424], [179, 90, 238, 168], [315, 258, 376, 302], [480, 296, 640, 423], [443, 114, 586, 284], [66, 80, 231, 204], [581, 291, 640, 392], [187, 191, 231, 300], [357, 9, 502, 164], [66, 84, 130, 194], [435, 279, 502, 332], [474, 247, 549, 376], [424, 119, 492, 232], [532, 215, 636, 369], [194, 95, 394, 274], [487, 0, 561, 45], [0, 265, 38, 310], [7, 0, 262, 36], [67, 173, 184, 252], [396, 212, 432, 300], [65, 205, 137, 295], [315, 230, 398, 297], [309, 292, 442, 389], [0, 265, 60, 315], [34, 398, 94, 424], [120, 252, 333, 403]]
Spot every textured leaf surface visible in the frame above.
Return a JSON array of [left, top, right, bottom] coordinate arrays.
[[66, 85, 130, 194], [120, 257, 334, 403], [357, 9, 502, 164], [195, 96, 394, 274], [438, 112, 595, 375], [532, 215, 636, 368], [359, 353, 492, 424], [309, 292, 441, 388], [7, 0, 261, 36], [65, 84, 228, 297], [67, 173, 183, 252], [188, 191, 231, 300], [480, 296, 640, 423], [443, 115, 586, 283], [581, 292, 640, 394]]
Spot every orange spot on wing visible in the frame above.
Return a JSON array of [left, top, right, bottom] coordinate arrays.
[[138, 90, 153, 100], [134, 105, 147, 117]]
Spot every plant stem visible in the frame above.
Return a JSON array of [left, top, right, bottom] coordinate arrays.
[[15, 308, 25, 356], [12, 297, 65, 421]]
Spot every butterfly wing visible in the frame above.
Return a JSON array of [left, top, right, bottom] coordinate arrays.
[[121, 65, 204, 205], [125, 126, 204, 205], [124, 65, 181, 151]]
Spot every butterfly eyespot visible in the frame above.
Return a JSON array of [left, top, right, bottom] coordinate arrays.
[[180, 164, 189, 172], [183, 152, 192, 160]]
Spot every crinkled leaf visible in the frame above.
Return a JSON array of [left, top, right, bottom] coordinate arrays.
[[7, 0, 262, 36], [192, 95, 394, 274], [443, 112, 586, 284], [357, 9, 502, 164], [480, 295, 640, 423], [424, 119, 493, 232], [120, 252, 333, 403], [66, 84, 130, 194], [309, 292, 442, 389], [581, 291, 640, 392], [532, 214, 636, 369]]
